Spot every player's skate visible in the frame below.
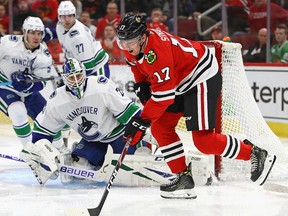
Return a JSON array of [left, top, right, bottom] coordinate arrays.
[[160, 163, 197, 199], [244, 139, 276, 185]]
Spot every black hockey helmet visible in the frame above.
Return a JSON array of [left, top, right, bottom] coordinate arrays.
[[117, 13, 147, 40]]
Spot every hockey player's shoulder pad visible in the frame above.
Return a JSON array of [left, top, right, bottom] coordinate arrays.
[[9, 35, 19, 42], [49, 91, 57, 99], [83, 26, 90, 33], [97, 76, 108, 84], [0, 35, 19, 47], [43, 48, 51, 57], [37, 44, 53, 63], [69, 30, 79, 38]]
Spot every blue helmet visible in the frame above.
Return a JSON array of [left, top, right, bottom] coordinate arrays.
[[62, 58, 86, 99]]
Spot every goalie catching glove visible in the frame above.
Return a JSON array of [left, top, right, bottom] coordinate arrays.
[[19, 139, 61, 185], [123, 116, 151, 145]]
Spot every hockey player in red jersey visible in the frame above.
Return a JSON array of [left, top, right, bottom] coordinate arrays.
[[116, 13, 276, 199]]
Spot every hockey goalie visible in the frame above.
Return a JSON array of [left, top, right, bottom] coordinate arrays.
[[19, 58, 212, 188]]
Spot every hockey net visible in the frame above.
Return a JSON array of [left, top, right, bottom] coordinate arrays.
[[176, 41, 288, 181]]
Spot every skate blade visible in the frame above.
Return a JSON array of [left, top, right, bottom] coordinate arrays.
[[160, 189, 197, 199], [257, 154, 276, 186]]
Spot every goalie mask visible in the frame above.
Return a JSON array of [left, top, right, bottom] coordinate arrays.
[[62, 58, 87, 99]]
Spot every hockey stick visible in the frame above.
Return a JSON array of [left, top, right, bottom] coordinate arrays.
[[53, 62, 62, 77], [263, 182, 288, 194], [0, 76, 61, 87], [17, 76, 62, 83], [50, 62, 62, 90], [64, 138, 132, 216], [0, 153, 108, 182], [0, 81, 12, 86]]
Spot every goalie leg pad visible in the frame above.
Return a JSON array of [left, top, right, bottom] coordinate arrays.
[[59, 141, 113, 183], [71, 139, 109, 167], [186, 151, 213, 186], [95, 144, 113, 181], [19, 139, 60, 185], [142, 128, 158, 147]]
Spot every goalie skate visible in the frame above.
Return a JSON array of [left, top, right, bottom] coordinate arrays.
[[160, 163, 197, 199]]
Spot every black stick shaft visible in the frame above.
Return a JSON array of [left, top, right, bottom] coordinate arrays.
[[88, 139, 131, 216], [18, 76, 61, 83]]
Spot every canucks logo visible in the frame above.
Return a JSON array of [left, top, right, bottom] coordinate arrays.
[[145, 50, 157, 64], [77, 116, 100, 140], [69, 30, 79, 37]]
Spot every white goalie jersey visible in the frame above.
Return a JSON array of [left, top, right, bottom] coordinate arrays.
[[34, 76, 141, 143], [0, 35, 53, 95], [56, 20, 109, 75]]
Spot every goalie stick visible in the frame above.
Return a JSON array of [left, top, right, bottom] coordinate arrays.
[[64, 138, 132, 216], [0, 153, 108, 182]]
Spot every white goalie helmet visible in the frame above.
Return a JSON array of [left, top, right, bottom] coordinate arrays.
[[58, 1, 76, 19], [22, 16, 44, 37], [62, 58, 87, 99]]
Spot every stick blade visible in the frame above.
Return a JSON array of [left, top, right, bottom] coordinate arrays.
[[88, 207, 101, 216], [64, 207, 90, 216], [64, 207, 101, 216], [263, 182, 288, 194]]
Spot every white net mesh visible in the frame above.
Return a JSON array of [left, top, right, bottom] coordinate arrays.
[[177, 41, 288, 181], [89, 50, 288, 182]]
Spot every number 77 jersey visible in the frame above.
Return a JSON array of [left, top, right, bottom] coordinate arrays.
[[123, 28, 219, 121]]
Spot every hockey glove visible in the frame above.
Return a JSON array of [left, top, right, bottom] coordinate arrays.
[[123, 116, 151, 145], [11, 71, 44, 93], [43, 26, 57, 42], [134, 82, 151, 105], [55, 79, 64, 88]]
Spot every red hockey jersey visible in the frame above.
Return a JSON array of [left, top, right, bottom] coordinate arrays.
[[124, 29, 218, 123]]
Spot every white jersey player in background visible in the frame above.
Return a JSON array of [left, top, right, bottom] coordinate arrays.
[[44, 0, 110, 78], [0, 16, 63, 146], [44, 0, 111, 145], [19, 58, 147, 185]]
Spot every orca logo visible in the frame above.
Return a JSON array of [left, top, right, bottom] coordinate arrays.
[[77, 116, 101, 140]]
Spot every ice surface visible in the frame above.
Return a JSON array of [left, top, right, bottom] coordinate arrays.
[[1, 125, 288, 216]]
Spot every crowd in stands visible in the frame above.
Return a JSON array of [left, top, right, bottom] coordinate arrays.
[[0, 0, 287, 63], [242, 28, 268, 62]]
